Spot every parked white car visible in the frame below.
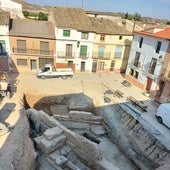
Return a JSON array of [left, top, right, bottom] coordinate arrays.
[[155, 103, 170, 128]]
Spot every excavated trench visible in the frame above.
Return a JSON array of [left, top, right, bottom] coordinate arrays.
[[23, 93, 170, 170]]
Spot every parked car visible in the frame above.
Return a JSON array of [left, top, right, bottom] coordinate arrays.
[[36, 64, 74, 80], [155, 103, 170, 128]]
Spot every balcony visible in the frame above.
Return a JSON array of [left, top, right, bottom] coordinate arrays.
[[92, 52, 110, 60], [57, 52, 75, 59], [13, 48, 54, 57], [78, 52, 89, 60]]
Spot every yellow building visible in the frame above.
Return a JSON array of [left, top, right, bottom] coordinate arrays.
[[90, 17, 132, 73]]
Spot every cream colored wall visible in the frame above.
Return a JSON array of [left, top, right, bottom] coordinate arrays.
[[93, 34, 132, 72]]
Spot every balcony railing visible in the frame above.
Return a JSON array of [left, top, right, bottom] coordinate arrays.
[[78, 52, 89, 59], [13, 48, 54, 56], [133, 61, 140, 67], [92, 52, 110, 60], [57, 52, 75, 59]]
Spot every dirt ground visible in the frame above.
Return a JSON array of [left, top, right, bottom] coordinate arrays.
[[0, 71, 170, 169]]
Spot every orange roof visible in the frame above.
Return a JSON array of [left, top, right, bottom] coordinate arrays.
[[133, 27, 170, 40]]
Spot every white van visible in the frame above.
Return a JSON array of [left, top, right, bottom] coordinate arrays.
[[155, 103, 170, 128]]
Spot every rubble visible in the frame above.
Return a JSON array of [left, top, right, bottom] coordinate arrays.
[[26, 108, 120, 170]]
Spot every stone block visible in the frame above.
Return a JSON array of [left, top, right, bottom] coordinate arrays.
[[39, 135, 66, 154], [60, 121, 90, 129], [49, 150, 60, 161], [50, 105, 69, 115], [55, 156, 68, 167], [69, 110, 92, 120], [67, 161, 81, 170], [90, 125, 106, 135], [43, 127, 63, 140]]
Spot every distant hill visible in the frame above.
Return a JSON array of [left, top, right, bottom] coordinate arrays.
[[22, 1, 169, 24]]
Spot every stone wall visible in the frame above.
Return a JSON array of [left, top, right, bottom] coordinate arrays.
[[0, 109, 37, 170], [101, 104, 170, 170], [26, 108, 118, 170]]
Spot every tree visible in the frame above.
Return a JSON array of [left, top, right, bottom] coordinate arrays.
[[133, 12, 141, 21], [125, 12, 129, 19], [23, 10, 29, 18], [166, 21, 170, 25], [38, 12, 48, 21]]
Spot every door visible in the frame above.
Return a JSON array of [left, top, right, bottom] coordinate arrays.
[[81, 62, 85, 72], [97, 61, 105, 71], [146, 77, 152, 91], [92, 61, 97, 72], [110, 60, 115, 71], [31, 60, 37, 70]]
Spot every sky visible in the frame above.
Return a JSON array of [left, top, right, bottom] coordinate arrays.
[[24, 0, 170, 20]]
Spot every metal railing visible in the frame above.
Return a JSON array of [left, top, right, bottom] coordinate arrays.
[[92, 52, 110, 60], [13, 48, 54, 56]]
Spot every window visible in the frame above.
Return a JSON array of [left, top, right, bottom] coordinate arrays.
[[129, 69, 134, 76], [98, 46, 104, 58], [17, 59, 27, 66], [100, 35, 105, 42], [129, 69, 139, 79], [134, 71, 139, 79], [0, 40, 6, 56], [40, 41, 49, 55], [110, 60, 115, 71], [148, 58, 157, 74], [66, 44, 73, 56], [81, 32, 89, 39], [119, 35, 123, 40], [68, 61, 73, 68], [114, 45, 123, 58], [97, 61, 105, 71], [63, 30, 70, 37], [139, 37, 143, 48], [134, 52, 140, 67], [80, 45, 87, 57], [155, 41, 162, 53], [17, 40, 26, 53]]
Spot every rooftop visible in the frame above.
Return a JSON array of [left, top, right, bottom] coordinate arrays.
[[133, 26, 170, 40], [50, 7, 95, 32], [9, 19, 55, 39], [90, 17, 131, 35]]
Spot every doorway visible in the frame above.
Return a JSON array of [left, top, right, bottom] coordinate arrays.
[[30, 60, 37, 70], [146, 77, 152, 92], [81, 62, 85, 72], [92, 61, 97, 72]]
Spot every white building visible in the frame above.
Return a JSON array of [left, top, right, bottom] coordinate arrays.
[[49, 7, 95, 73], [0, 0, 24, 19], [0, 9, 12, 71], [125, 27, 170, 96]]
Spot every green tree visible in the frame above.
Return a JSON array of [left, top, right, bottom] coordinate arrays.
[[38, 12, 48, 21], [166, 21, 170, 25], [23, 10, 29, 18], [133, 12, 141, 21], [125, 12, 129, 19]]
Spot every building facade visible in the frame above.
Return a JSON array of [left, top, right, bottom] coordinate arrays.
[[90, 17, 132, 73], [49, 7, 95, 73], [9, 19, 56, 72], [125, 27, 170, 101], [0, 9, 11, 71], [0, 0, 24, 19]]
